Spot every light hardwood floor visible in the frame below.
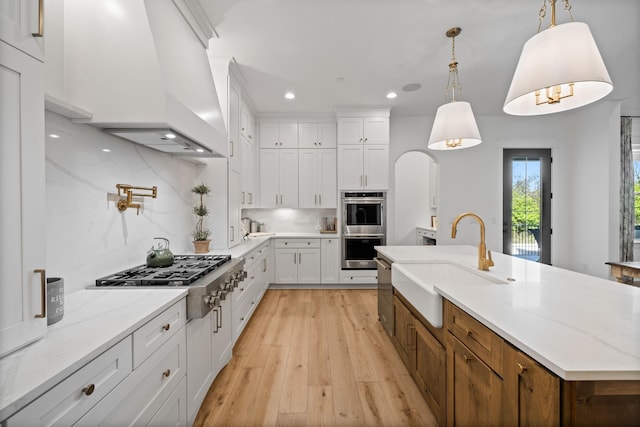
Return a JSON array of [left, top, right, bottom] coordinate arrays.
[[194, 289, 438, 427]]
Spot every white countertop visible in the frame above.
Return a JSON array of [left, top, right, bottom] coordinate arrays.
[[0, 289, 187, 421], [375, 245, 640, 381], [211, 232, 340, 258]]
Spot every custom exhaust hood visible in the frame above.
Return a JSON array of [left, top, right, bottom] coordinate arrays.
[[57, 0, 226, 158]]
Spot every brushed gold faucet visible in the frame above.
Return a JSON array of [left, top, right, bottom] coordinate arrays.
[[451, 212, 494, 271]]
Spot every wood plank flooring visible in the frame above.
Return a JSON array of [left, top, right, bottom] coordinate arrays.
[[194, 289, 438, 427]]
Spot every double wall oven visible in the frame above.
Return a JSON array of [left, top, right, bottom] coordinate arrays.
[[341, 192, 386, 269]]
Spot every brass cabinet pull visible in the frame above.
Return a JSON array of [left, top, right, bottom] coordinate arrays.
[[32, 0, 44, 37], [82, 384, 95, 396], [34, 269, 46, 318], [517, 362, 527, 375], [463, 354, 472, 363], [162, 369, 171, 378], [162, 323, 170, 331], [241, 191, 245, 204], [465, 328, 472, 336], [230, 140, 234, 156], [319, 194, 322, 205]]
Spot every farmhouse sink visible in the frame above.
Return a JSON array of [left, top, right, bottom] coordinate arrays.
[[391, 262, 506, 328]]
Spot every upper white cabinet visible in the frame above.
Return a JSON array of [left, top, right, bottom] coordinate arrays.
[[240, 99, 255, 144], [260, 123, 298, 149], [260, 149, 299, 208], [0, 35, 47, 357], [429, 160, 439, 208], [299, 123, 337, 148], [299, 149, 337, 208], [338, 145, 389, 190], [337, 117, 389, 145], [0, 0, 45, 61], [240, 139, 256, 207], [228, 82, 241, 173]]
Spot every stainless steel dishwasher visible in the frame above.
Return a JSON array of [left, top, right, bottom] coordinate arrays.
[[375, 254, 393, 338]]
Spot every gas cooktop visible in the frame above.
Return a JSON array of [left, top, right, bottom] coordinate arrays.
[[95, 254, 232, 287]]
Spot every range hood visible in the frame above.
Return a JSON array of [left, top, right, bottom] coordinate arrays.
[[54, 0, 227, 157]]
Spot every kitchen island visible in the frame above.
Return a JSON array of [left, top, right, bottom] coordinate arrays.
[[376, 244, 640, 426]]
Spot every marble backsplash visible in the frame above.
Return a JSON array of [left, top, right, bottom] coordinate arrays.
[[241, 208, 338, 233], [45, 111, 201, 294]]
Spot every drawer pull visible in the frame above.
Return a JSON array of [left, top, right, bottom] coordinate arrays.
[[517, 363, 527, 374], [34, 269, 46, 318], [163, 369, 171, 378], [162, 323, 171, 331], [82, 384, 95, 396], [463, 354, 472, 363], [465, 328, 472, 336]]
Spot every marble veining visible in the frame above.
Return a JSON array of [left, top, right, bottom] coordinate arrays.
[[376, 245, 640, 381]]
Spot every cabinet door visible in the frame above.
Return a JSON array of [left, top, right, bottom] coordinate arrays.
[[278, 149, 299, 207], [298, 149, 319, 208], [363, 117, 389, 144], [363, 145, 389, 190], [259, 149, 279, 208], [299, 123, 319, 149], [503, 346, 560, 427], [0, 0, 45, 61], [318, 122, 337, 148], [393, 296, 415, 369], [212, 298, 233, 375], [338, 145, 364, 190], [338, 117, 363, 144], [429, 161, 439, 208], [447, 334, 503, 427], [240, 139, 255, 207], [0, 41, 46, 357], [260, 123, 280, 148], [228, 83, 241, 172], [320, 239, 340, 284], [414, 321, 446, 427], [228, 169, 241, 246], [318, 149, 337, 208], [297, 248, 321, 284], [240, 99, 250, 141], [275, 249, 298, 284], [279, 123, 299, 148], [186, 313, 214, 425], [148, 377, 187, 427]]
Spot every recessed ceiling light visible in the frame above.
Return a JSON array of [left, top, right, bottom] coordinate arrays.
[[164, 133, 176, 139], [196, 148, 205, 153], [284, 92, 295, 100], [102, 148, 111, 152], [386, 91, 398, 99], [402, 83, 422, 92], [48, 133, 60, 139]]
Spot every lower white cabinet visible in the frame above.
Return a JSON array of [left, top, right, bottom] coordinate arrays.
[[274, 239, 321, 284], [6, 299, 188, 427], [320, 238, 340, 284]]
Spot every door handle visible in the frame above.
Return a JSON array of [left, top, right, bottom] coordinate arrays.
[[32, 0, 44, 37], [34, 269, 46, 318]]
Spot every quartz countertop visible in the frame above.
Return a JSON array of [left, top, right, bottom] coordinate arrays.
[[209, 232, 340, 258], [375, 245, 640, 381], [0, 289, 187, 421]]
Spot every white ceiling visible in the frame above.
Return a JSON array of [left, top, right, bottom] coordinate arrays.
[[201, 0, 640, 117]]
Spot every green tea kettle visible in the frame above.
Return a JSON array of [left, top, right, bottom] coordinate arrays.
[[146, 237, 174, 267]]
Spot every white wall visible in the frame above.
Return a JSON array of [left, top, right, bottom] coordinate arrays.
[[45, 111, 201, 293], [241, 208, 338, 233], [394, 152, 434, 245], [388, 101, 622, 278]]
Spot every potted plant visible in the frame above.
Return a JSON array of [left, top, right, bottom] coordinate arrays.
[[191, 183, 211, 253]]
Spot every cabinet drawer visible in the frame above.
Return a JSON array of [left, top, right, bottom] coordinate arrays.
[[75, 326, 187, 426], [133, 299, 186, 368], [7, 337, 132, 427], [276, 238, 320, 248], [244, 242, 268, 269], [233, 263, 257, 305], [445, 300, 504, 375]]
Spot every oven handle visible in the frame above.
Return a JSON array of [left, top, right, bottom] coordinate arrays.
[[343, 234, 386, 239], [374, 257, 391, 270]]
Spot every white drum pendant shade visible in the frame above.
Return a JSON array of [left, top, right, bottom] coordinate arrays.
[[503, 22, 613, 116], [428, 101, 482, 150]]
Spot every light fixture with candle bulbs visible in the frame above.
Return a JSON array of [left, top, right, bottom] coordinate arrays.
[[428, 27, 482, 150], [503, 0, 613, 116]]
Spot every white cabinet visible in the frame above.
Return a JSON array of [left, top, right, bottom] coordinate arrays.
[[0, 34, 47, 357], [240, 139, 256, 207], [337, 117, 389, 145], [228, 83, 241, 173], [338, 145, 389, 190], [299, 149, 337, 208], [429, 160, 439, 208], [229, 169, 242, 246], [260, 123, 298, 148], [6, 337, 133, 426], [274, 239, 321, 284], [321, 238, 340, 284], [260, 149, 299, 208], [298, 123, 337, 148], [240, 99, 255, 143], [0, 0, 45, 61]]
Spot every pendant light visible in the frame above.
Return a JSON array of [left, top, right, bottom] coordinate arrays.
[[503, 0, 613, 116], [428, 27, 481, 151]]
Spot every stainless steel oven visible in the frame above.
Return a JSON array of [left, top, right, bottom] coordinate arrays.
[[342, 192, 385, 235], [342, 235, 385, 269]]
